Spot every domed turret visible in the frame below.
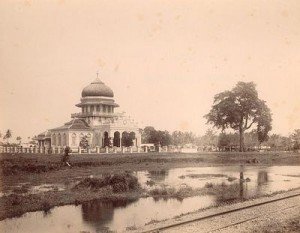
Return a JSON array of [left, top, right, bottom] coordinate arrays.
[[81, 78, 114, 98], [72, 77, 119, 126]]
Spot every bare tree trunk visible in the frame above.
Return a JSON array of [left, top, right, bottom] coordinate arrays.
[[239, 128, 245, 152]]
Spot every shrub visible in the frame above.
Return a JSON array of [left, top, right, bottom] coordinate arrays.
[[205, 182, 214, 188], [9, 194, 23, 206], [73, 173, 140, 193]]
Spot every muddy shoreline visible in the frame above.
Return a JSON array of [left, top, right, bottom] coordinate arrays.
[[1, 152, 300, 221]]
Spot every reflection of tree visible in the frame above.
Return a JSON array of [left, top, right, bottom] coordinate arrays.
[[148, 170, 169, 182], [257, 171, 268, 185], [152, 196, 183, 202], [255, 170, 269, 195], [215, 172, 246, 205], [81, 199, 136, 232], [239, 172, 245, 201]]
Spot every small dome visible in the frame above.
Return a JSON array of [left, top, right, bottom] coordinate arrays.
[[82, 78, 114, 97]]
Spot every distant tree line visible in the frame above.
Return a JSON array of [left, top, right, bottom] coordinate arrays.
[[0, 129, 34, 146], [141, 126, 300, 152]]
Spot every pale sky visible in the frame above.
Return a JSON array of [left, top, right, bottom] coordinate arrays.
[[1, 0, 300, 141]]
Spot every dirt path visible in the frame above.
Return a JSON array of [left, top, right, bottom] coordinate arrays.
[[136, 190, 300, 233]]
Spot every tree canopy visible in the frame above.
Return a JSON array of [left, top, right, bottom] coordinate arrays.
[[141, 126, 172, 146], [122, 132, 136, 147], [205, 82, 272, 151]]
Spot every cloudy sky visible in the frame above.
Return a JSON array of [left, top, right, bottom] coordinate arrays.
[[1, 0, 300, 140]]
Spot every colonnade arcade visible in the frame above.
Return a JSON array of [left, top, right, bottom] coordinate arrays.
[[52, 133, 68, 147], [50, 131, 138, 148], [103, 131, 137, 148], [51, 132, 92, 147]]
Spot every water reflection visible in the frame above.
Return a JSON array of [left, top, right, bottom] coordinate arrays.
[[138, 166, 300, 197], [239, 172, 245, 201], [81, 199, 136, 232], [147, 170, 169, 182], [1, 166, 300, 233], [257, 171, 269, 185]]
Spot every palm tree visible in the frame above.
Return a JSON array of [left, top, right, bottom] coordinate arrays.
[[4, 129, 12, 144]]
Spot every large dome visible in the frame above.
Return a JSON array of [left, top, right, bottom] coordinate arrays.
[[81, 78, 114, 98]]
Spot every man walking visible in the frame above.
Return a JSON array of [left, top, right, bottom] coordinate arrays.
[[62, 146, 72, 167]]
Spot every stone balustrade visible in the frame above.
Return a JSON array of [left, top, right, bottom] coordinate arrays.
[[0, 145, 177, 155]]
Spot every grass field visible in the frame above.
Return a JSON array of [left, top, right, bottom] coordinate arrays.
[[0, 151, 299, 220]]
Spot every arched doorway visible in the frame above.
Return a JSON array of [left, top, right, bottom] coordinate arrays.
[[121, 132, 128, 147], [129, 132, 136, 146], [113, 131, 121, 147], [103, 131, 110, 147]]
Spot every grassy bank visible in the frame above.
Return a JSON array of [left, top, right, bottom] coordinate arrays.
[[1, 151, 300, 175], [0, 173, 142, 220]]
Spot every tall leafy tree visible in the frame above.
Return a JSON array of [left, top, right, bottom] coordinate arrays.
[[141, 126, 156, 143], [141, 126, 172, 146], [156, 130, 172, 146], [171, 131, 184, 146], [291, 129, 300, 150], [122, 132, 135, 147], [205, 82, 272, 151], [171, 131, 196, 146], [218, 133, 231, 149], [201, 129, 218, 147]]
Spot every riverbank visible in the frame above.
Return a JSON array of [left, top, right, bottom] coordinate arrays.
[[2, 151, 300, 175], [0, 151, 300, 221], [135, 189, 300, 233]]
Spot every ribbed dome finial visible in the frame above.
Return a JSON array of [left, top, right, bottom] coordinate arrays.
[[91, 78, 104, 84]]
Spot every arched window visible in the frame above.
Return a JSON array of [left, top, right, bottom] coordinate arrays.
[[113, 131, 121, 147], [90, 105, 94, 112], [72, 133, 76, 146], [87, 133, 92, 145], [63, 133, 67, 146], [58, 134, 61, 146], [103, 131, 109, 147], [52, 134, 56, 146]]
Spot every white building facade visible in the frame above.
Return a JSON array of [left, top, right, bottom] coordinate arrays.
[[37, 77, 141, 150]]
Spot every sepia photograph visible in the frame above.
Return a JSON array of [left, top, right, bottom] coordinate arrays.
[[0, 0, 300, 232]]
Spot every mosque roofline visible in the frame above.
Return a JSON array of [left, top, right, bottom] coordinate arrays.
[[75, 102, 119, 107], [50, 119, 91, 131]]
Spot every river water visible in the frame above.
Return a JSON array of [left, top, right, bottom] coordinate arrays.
[[1, 165, 300, 233]]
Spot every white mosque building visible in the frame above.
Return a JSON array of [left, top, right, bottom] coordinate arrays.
[[37, 77, 141, 151]]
